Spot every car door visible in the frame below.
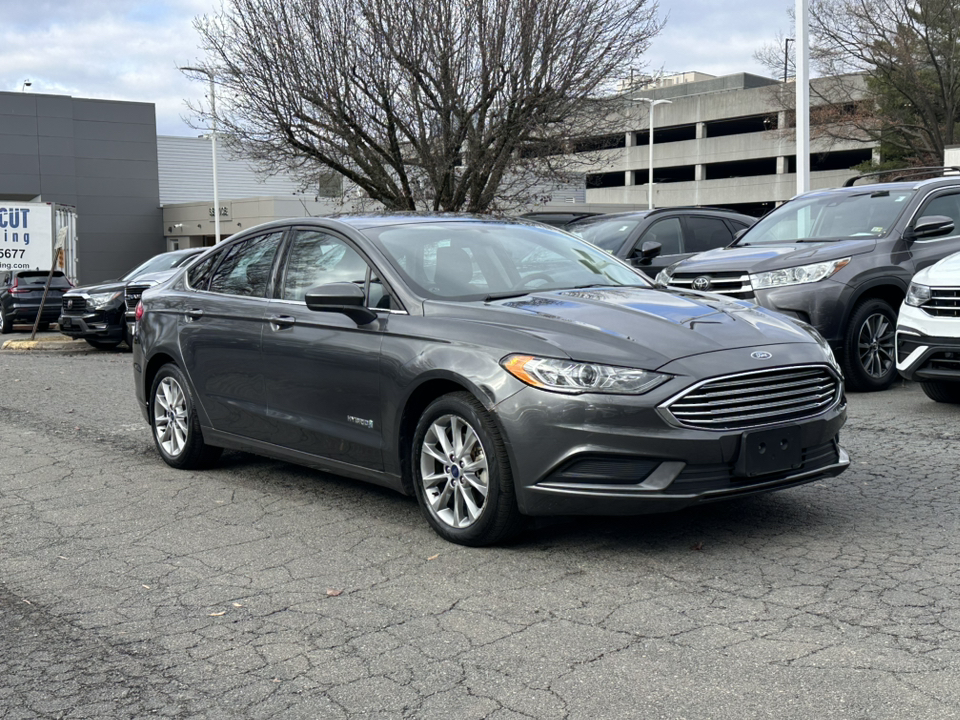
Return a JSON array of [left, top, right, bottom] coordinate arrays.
[[176, 231, 284, 441], [627, 216, 684, 276], [906, 190, 960, 273], [260, 227, 387, 470]]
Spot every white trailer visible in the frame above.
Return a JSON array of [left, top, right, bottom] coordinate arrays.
[[0, 201, 78, 284]]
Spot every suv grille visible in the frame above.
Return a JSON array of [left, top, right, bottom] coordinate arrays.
[[125, 284, 150, 312], [663, 365, 841, 431], [668, 271, 753, 299], [62, 296, 86, 312], [922, 288, 960, 317]]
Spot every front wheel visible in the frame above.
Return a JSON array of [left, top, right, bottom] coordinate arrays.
[[149, 364, 222, 469], [85, 338, 121, 350], [920, 381, 960, 404], [412, 392, 524, 546], [842, 298, 898, 392]]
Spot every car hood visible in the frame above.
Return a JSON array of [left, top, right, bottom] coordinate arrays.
[[429, 286, 819, 370], [914, 249, 960, 286], [671, 239, 876, 273], [64, 280, 126, 295], [128, 269, 180, 287]]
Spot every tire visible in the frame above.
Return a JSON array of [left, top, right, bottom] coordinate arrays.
[[0, 310, 10, 334], [411, 392, 524, 546], [920, 380, 960, 404], [85, 337, 121, 350], [37, 322, 50, 332], [149, 363, 222, 470], [841, 298, 898, 392]]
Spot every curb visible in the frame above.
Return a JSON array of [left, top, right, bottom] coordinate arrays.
[[1, 336, 93, 352]]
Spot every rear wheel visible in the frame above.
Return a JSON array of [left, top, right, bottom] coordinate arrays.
[[412, 392, 524, 546], [920, 380, 960, 404], [149, 364, 222, 469], [0, 311, 10, 334], [842, 298, 897, 392]]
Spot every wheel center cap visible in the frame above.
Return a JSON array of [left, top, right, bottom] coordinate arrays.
[[451, 466, 460, 479]]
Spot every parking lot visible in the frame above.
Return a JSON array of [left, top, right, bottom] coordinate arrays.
[[2, 347, 960, 719]]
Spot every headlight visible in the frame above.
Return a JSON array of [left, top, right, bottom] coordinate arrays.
[[655, 269, 671, 287], [790, 319, 841, 374], [87, 291, 122, 309], [502, 354, 669, 395], [905, 282, 931, 307], [751, 257, 851, 290]]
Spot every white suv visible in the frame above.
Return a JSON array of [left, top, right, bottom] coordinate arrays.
[[897, 251, 960, 402]]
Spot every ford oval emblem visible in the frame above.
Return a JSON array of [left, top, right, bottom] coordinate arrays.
[[751, 351, 773, 360], [692, 276, 712, 291]]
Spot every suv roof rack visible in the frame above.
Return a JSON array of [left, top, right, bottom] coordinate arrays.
[[644, 206, 749, 215], [842, 166, 960, 187]]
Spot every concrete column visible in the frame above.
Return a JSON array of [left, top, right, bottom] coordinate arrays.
[[625, 131, 635, 148], [626, 170, 636, 186], [696, 122, 706, 140], [695, 164, 705, 181], [777, 156, 789, 174]]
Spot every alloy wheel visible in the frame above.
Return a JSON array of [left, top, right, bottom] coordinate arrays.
[[154, 376, 189, 457], [857, 312, 895, 379], [419, 414, 489, 529]]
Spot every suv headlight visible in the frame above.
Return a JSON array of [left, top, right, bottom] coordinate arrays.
[[87, 291, 122, 310], [905, 282, 931, 307], [502, 354, 669, 395], [751, 257, 851, 290]]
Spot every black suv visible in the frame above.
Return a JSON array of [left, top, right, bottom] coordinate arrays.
[[59, 248, 204, 349], [0, 270, 73, 334], [566, 208, 756, 277], [658, 172, 960, 391]]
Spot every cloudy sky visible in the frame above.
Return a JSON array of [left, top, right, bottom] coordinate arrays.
[[1, 0, 794, 136]]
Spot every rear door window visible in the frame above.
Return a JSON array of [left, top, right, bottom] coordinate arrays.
[[684, 216, 735, 253], [208, 232, 283, 297]]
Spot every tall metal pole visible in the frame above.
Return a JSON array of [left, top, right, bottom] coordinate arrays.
[[638, 98, 672, 210], [180, 66, 222, 244], [209, 74, 221, 244], [796, 0, 810, 194], [784, 38, 793, 83]]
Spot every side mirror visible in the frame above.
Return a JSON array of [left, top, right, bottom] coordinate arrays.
[[304, 282, 377, 325], [631, 240, 662, 265], [908, 215, 955, 240], [732, 228, 748, 243]]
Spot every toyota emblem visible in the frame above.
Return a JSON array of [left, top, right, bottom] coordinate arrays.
[[691, 276, 712, 291], [751, 351, 773, 360], [67, 299, 73, 309]]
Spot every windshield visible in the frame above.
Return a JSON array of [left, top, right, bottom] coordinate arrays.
[[566, 215, 646, 252], [364, 221, 651, 300], [740, 189, 916, 245], [120, 251, 199, 281]]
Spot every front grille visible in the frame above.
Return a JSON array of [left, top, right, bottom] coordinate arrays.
[[666, 439, 840, 495], [922, 288, 960, 317], [668, 271, 754, 299], [664, 365, 841, 431], [62, 296, 86, 312], [125, 284, 150, 311]]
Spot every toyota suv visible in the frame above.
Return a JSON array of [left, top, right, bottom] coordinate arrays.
[[658, 172, 960, 392]]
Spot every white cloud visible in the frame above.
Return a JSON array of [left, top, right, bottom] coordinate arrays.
[[0, 0, 797, 135]]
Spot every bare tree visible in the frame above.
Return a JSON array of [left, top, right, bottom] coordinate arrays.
[[756, 0, 960, 167], [188, 0, 663, 213]]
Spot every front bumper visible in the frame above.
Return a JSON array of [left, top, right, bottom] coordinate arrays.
[[753, 280, 848, 346], [896, 303, 960, 382], [58, 309, 125, 340]]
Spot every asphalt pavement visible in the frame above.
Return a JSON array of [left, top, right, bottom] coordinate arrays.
[[1, 348, 960, 719]]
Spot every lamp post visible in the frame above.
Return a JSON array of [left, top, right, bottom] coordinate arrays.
[[179, 66, 221, 244], [796, 0, 810, 194], [637, 98, 672, 210]]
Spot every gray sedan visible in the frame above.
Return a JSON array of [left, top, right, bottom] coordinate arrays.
[[132, 215, 849, 546]]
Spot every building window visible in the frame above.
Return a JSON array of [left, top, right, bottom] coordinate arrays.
[[704, 158, 778, 180], [704, 114, 778, 138]]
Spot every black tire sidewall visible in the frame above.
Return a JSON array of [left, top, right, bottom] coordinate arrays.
[[921, 380, 960, 404], [0, 311, 10, 334], [843, 299, 897, 392], [411, 393, 518, 546]]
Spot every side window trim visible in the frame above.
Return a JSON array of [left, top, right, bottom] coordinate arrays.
[[279, 226, 406, 313], [188, 231, 285, 297]]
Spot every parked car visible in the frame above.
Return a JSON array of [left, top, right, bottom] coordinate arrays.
[[657, 174, 960, 392], [897, 249, 960, 402], [566, 207, 756, 277], [133, 216, 848, 546], [0, 270, 73, 334], [60, 248, 205, 349]]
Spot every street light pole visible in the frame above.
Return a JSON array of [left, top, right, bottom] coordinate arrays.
[[179, 66, 221, 244], [637, 98, 672, 210], [796, 0, 811, 194]]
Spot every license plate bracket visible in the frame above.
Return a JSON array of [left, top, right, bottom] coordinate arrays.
[[734, 425, 802, 478], [61, 317, 72, 328]]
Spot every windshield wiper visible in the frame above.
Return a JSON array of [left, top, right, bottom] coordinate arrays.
[[484, 291, 533, 301]]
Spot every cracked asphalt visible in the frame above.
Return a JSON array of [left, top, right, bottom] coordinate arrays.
[[1, 349, 960, 719]]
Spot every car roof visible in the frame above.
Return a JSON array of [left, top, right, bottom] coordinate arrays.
[[797, 176, 960, 200]]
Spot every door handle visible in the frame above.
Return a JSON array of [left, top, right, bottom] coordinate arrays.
[[268, 314, 296, 329], [185, 308, 204, 320]]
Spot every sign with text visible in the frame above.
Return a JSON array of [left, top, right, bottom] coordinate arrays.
[[0, 203, 52, 272], [208, 203, 232, 222]]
